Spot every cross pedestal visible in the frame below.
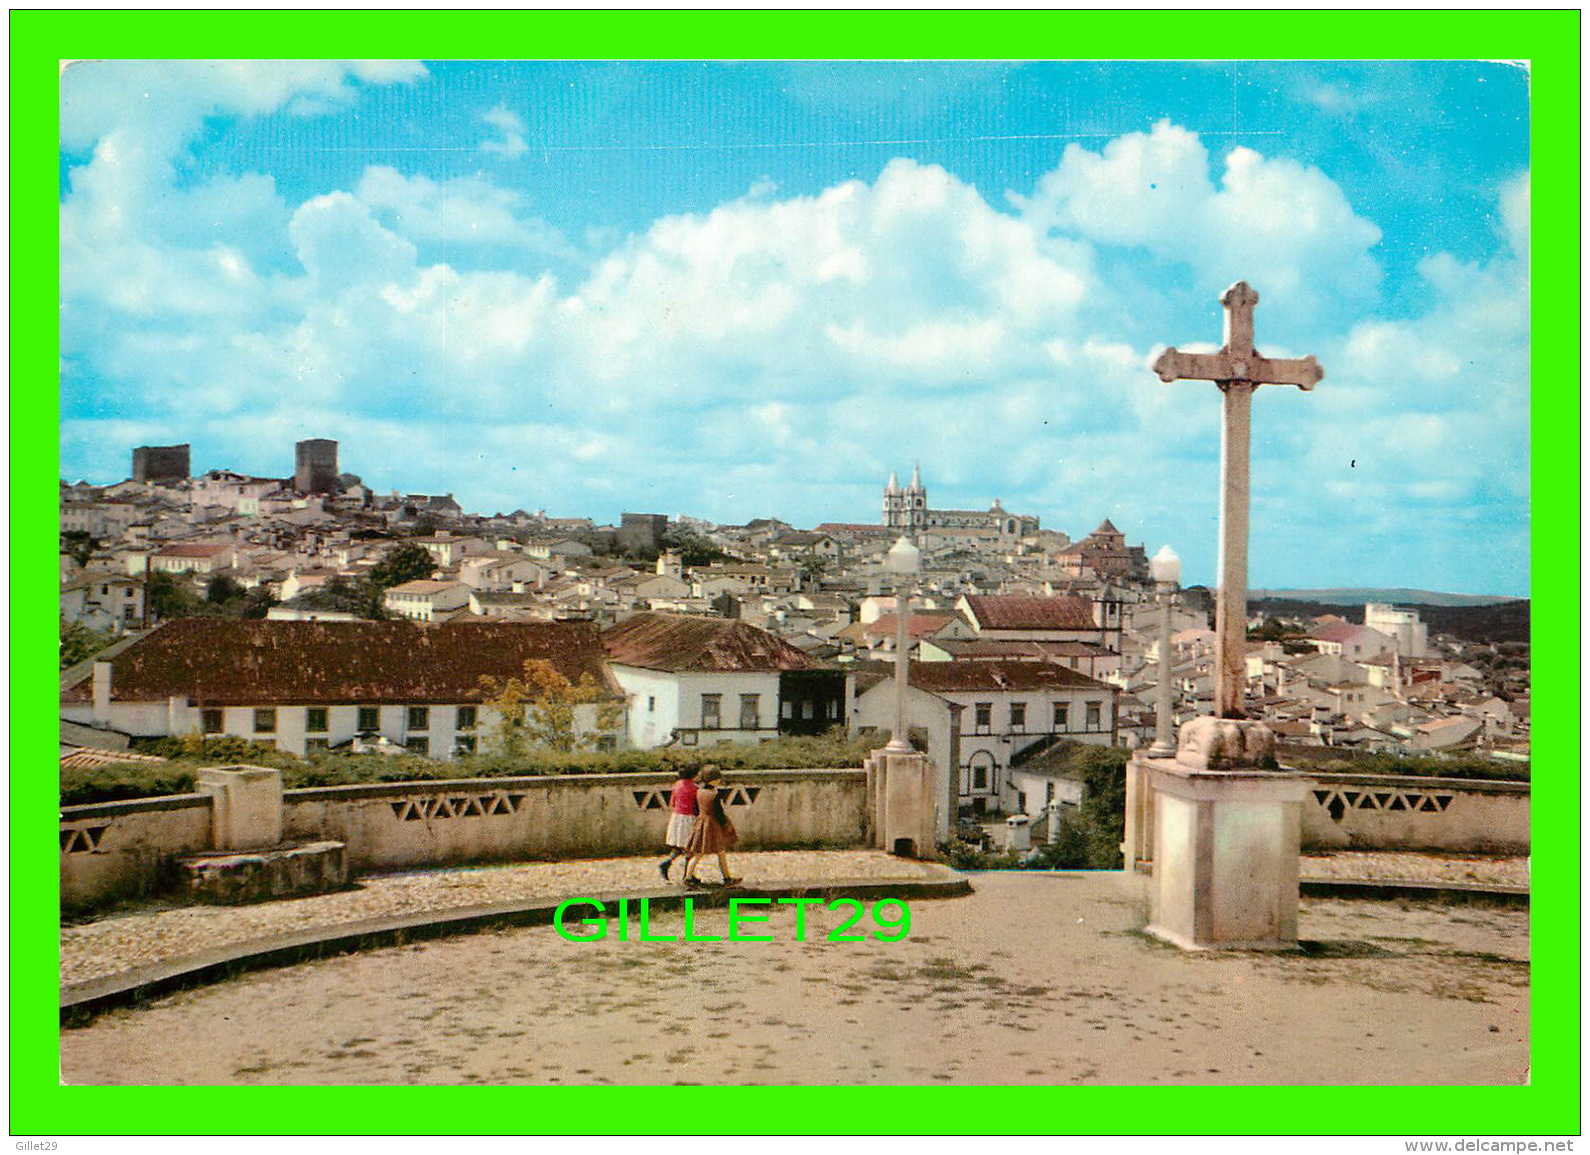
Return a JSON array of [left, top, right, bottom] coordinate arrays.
[[1133, 282, 1322, 950], [1142, 759, 1311, 951]]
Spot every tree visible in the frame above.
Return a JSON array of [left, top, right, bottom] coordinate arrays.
[[60, 620, 115, 668], [369, 543, 436, 589], [62, 531, 95, 567], [477, 659, 608, 758], [147, 571, 203, 620], [659, 524, 728, 566], [206, 574, 246, 604]]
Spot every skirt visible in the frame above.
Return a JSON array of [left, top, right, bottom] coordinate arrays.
[[684, 812, 738, 856], [665, 813, 696, 850]]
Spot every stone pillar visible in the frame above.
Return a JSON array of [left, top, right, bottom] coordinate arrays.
[[1121, 750, 1157, 873], [197, 765, 283, 851], [1141, 717, 1311, 950], [865, 747, 937, 860], [92, 661, 113, 726], [1216, 382, 1254, 718]]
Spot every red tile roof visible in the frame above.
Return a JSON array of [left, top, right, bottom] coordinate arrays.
[[906, 660, 1112, 694], [963, 595, 1097, 631], [603, 612, 820, 673], [61, 619, 619, 706]]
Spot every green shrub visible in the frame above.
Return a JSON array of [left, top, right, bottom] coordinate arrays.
[[66, 728, 879, 806]]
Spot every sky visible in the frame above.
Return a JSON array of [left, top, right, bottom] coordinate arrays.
[[58, 60, 1530, 595]]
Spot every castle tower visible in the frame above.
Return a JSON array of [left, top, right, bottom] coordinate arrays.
[[294, 438, 339, 494]]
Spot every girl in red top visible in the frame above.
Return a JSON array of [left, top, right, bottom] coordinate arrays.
[[658, 766, 699, 882]]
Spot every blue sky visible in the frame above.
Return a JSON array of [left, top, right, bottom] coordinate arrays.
[[59, 60, 1530, 595]]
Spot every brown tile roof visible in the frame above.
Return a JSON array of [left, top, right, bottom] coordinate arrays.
[[935, 639, 1108, 660], [906, 660, 1113, 694], [963, 595, 1097, 631], [864, 614, 956, 639], [154, 544, 231, 558], [603, 612, 820, 673], [61, 619, 619, 706]]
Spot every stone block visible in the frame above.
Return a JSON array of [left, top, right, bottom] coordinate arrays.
[[1174, 716, 1277, 770], [196, 765, 283, 851], [1144, 756, 1312, 951], [178, 841, 348, 905]]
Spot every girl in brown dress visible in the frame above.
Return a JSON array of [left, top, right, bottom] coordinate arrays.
[[682, 767, 741, 888]]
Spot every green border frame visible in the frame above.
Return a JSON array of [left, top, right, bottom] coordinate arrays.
[[13, 10, 1579, 1136]]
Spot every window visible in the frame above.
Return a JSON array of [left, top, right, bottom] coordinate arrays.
[[306, 738, 330, 753], [829, 699, 841, 720], [357, 706, 380, 732], [201, 708, 223, 734], [1053, 702, 1069, 730], [781, 701, 794, 720], [1017, 791, 1027, 813], [801, 700, 814, 720], [972, 764, 988, 791], [740, 694, 760, 730], [647, 696, 656, 714], [408, 736, 430, 756], [408, 706, 429, 732], [1086, 701, 1102, 729], [1010, 702, 1026, 732], [455, 735, 478, 755], [306, 707, 328, 733], [253, 708, 276, 734], [101, 585, 110, 596], [456, 705, 477, 731], [974, 703, 992, 733], [701, 694, 722, 729]]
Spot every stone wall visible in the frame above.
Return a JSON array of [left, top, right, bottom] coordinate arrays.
[[60, 769, 868, 911], [1301, 773, 1528, 854], [60, 794, 214, 911], [280, 769, 867, 870]]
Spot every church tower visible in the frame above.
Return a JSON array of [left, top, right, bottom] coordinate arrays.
[[904, 462, 927, 535], [882, 471, 903, 530]]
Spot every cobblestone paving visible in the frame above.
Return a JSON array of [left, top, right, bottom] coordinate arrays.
[[60, 850, 947, 986], [62, 850, 1526, 988]]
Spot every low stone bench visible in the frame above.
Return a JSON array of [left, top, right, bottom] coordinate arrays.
[[178, 840, 349, 905]]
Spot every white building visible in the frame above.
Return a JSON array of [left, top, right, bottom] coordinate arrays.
[[59, 619, 625, 759], [603, 612, 850, 750], [1364, 603, 1430, 659], [852, 660, 1118, 822], [383, 579, 472, 621]]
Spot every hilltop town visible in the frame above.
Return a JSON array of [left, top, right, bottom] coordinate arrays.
[[61, 437, 1530, 821]]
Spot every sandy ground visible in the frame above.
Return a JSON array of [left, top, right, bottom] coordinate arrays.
[[60, 873, 1528, 1086]]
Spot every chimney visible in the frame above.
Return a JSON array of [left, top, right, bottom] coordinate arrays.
[[92, 661, 113, 725]]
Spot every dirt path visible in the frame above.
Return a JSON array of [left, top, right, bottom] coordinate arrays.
[[60, 873, 1527, 1086]]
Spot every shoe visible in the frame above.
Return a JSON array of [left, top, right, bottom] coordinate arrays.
[[684, 877, 708, 889], [658, 860, 671, 882], [721, 877, 743, 887]]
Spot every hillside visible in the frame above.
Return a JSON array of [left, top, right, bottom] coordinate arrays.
[[1250, 597, 1530, 644], [1250, 588, 1521, 608]]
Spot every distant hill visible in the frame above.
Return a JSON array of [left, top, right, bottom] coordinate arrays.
[[1249, 595, 1530, 645], [1249, 588, 1522, 608]]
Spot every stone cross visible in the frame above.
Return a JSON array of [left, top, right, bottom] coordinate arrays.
[[1153, 282, 1322, 720]]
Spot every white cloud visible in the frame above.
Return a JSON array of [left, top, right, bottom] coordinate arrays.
[[354, 166, 574, 261], [480, 105, 528, 158], [1016, 119, 1384, 328]]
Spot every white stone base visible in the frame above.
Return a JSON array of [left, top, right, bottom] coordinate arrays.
[[1142, 756, 1311, 951], [864, 748, 937, 860]]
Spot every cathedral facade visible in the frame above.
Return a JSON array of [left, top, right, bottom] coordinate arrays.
[[882, 466, 1039, 541]]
